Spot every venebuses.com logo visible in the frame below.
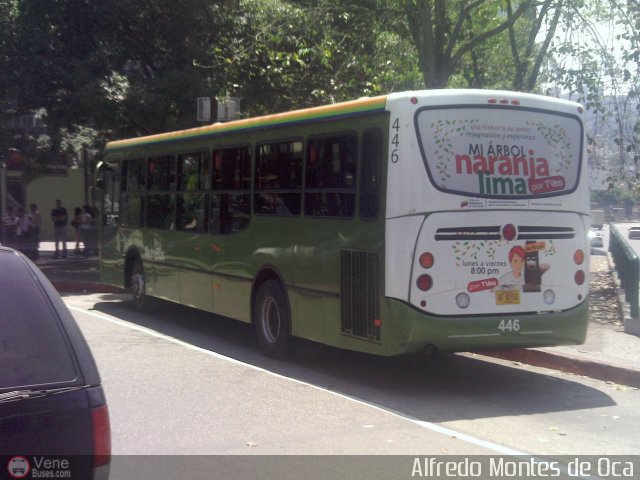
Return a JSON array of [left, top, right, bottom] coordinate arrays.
[[5, 456, 72, 479], [6, 456, 30, 479]]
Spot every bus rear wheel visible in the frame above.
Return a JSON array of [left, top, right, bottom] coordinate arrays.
[[254, 280, 292, 358]]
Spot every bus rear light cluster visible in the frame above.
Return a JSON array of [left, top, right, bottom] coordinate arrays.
[[574, 249, 585, 285], [417, 251, 434, 291]]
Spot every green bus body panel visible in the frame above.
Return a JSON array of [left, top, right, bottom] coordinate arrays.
[[381, 298, 588, 356], [100, 110, 390, 355]]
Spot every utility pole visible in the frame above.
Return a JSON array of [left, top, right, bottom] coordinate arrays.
[[0, 153, 6, 244]]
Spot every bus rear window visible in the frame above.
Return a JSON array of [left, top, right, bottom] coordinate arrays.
[[414, 106, 583, 199]]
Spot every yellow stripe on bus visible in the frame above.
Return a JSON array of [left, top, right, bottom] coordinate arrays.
[[106, 95, 388, 151]]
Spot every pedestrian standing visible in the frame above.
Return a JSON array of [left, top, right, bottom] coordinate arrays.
[[71, 207, 83, 254], [15, 207, 35, 258], [29, 203, 41, 259], [80, 205, 92, 257], [51, 199, 68, 259]]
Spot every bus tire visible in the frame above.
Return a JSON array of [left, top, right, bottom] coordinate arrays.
[[130, 258, 147, 310], [253, 280, 292, 358]]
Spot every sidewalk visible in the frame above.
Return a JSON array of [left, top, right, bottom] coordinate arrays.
[[35, 241, 121, 293], [32, 242, 640, 387]]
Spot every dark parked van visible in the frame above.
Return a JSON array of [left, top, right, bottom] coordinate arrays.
[[0, 246, 110, 479]]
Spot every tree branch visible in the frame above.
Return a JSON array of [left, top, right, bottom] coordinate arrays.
[[450, 0, 533, 68]]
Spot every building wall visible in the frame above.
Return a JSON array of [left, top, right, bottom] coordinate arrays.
[[26, 169, 86, 241]]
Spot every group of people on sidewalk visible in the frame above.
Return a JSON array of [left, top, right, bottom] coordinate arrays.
[[3, 199, 98, 259], [50, 200, 99, 258], [0, 203, 42, 259]]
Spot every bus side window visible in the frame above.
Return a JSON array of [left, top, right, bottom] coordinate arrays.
[[146, 156, 176, 230], [146, 194, 175, 231], [305, 134, 357, 218], [254, 140, 302, 216], [211, 146, 251, 234], [147, 155, 176, 192], [119, 159, 145, 228], [360, 129, 382, 220], [176, 152, 210, 233]]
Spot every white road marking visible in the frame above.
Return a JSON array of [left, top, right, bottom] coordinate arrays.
[[69, 304, 528, 456]]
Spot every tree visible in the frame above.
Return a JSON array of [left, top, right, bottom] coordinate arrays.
[[403, 0, 535, 89], [220, 0, 422, 115], [3, 0, 238, 141]]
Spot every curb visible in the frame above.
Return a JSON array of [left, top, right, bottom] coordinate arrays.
[[479, 349, 640, 388]]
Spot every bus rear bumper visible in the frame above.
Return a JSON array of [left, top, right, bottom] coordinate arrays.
[[384, 298, 589, 356]]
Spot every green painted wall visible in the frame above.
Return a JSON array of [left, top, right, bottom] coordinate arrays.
[[26, 169, 85, 241]]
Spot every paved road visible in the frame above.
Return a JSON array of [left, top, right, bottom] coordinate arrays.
[[65, 293, 640, 461]]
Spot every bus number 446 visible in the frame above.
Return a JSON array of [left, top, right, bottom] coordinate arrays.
[[498, 319, 520, 332]]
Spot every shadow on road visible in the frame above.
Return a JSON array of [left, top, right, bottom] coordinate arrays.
[[87, 294, 616, 425]]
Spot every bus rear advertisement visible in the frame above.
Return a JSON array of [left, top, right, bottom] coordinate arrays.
[[99, 90, 589, 357]]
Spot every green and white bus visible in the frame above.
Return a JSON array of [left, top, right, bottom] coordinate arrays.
[[98, 89, 589, 357]]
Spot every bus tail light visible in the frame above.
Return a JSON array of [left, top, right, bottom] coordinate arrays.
[[574, 249, 584, 265], [419, 252, 434, 269], [416, 274, 433, 291], [575, 270, 585, 285]]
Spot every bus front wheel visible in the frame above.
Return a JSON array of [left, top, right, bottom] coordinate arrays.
[[254, 280, 292, 358], [130, 258, 147, 310]]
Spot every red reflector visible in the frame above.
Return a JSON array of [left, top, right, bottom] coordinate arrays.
[[373, 319, 382, 327], [574, 250, 585, 265], [511, 99, 520, 105], [419, 252, 434, 269], [417, 274, 433, 291], [575, 270, 585, 285], [92, 405, 111, 467], [502, 224, 516, 241], [488, 98, 497, 104], [410, 96, 418, 104], [499, 98, 509, 104]]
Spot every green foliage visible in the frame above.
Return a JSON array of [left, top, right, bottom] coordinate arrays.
[[1, 0, 639, 175], [228, 0, 422, 115]]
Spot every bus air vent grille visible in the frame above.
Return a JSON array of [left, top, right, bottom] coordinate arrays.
[[341, 250, 380, 342]]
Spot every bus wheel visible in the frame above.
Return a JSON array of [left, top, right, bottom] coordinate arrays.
[[130, 258, 147, 310], [254, 280, 291, 358]]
